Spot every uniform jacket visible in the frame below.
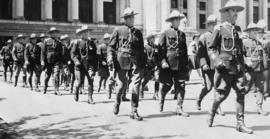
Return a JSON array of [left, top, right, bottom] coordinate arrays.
[[107, 26, 146, 70], [97, 43, 108, 68], [158, 26, 188, 71], [243, 37, 269, 72], [41, 37, 63, 64], [24, 42, 41, 64], [70, 38, 98, 71], [12, 42, 25, 62], [144, 42, 159, 69], [198, 31, 215, 69], [1, 46, 13, 62], [209, 22, 245, 74]]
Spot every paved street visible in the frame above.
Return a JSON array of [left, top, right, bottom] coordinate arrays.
[[0, 72, 270, 139]]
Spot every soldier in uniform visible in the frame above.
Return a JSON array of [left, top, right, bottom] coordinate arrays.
[[12, 34, 27, 87], [97, 33, 110, 93], [0, 39, 14, 83], [157, 10, 189, 117], [243, 23, 269, 116], [207, 0, 253, 134], [60, 34, 71, 91], [197, 15, 225, 116], [71, 25, 98, 104], [139, 34, 159, 100], [24, 33, 42, 92], [41, 27, 63, 95], [37, 34, 47, 86], [107, 8, 146, 121]]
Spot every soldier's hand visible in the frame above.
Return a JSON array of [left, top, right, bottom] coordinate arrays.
[[216, 62, 225, 70], [75, 61, 81, 67], [202, 65, 210, 71], [161, 62, 169, 69], [102, 61, 107, 66], [41, 61, 45, 66]]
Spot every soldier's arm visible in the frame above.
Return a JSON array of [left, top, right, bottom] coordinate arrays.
[[182, 32, 189, 67], [158, 31, 167, 66], [107, 28, 118, 63], [70, 40, 80, 65], [11, 44, 18, 61], [209, 28, 221, 50], [263, 41, 270, 69], [198, 34, 208, 67], [24, 44, 30, 63], [0, 47, 4, 56], [40, 42, 46, 64]]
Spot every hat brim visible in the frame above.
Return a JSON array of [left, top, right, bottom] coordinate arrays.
[[219, 6, 244, 13], [165, 16, 185, 22], [76, 28, 92, 35], [121, 13, 138, 18], [243, 27, 262, 32], [16, 36, 26, 40], [204, 20, 219, 24], [47, 30, 60, 34]]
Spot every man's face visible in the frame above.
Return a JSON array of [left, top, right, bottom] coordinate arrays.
[[125, 16, 135, 27], [104, 38, 110, 44], [249, 30, 257, 39], [81, 30, 90, 39], [171, 18, 181, 28], [31, 38, 37, 44], [226, 9, 238, 23], [148, 37, 155, 44], [257, 31, 264, 39], [50, 32, 59, 38], [207, 22, 217, 31], [18, 38, 25, 44]]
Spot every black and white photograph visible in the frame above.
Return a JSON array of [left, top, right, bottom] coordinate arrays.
[[0, 0, 270, 138]]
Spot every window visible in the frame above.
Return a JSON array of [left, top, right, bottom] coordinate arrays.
[[171, 0, 178, 9], [53, 0, 68, 22], [0, 0, 12, 19], [253, 6, 259, 23], [199, 14, 206, 29], [104, 0, 116, 24], [24, 0, 41, 21], [268, 8, 270, 30], [79, 0, 93, 23], [183, 0, 187, 9], [199, 2, 206, 10]]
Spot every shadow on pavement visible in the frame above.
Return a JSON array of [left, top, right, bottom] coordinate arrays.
[[251, 125, 270, 131]]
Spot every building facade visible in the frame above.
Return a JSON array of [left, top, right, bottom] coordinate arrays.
[[0, 0, 270, 46]]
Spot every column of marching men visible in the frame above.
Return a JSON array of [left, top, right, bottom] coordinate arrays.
[[2, 0, 270, 134]]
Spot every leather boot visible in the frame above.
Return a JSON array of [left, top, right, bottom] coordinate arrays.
[[257, 105, 268, 116], [43, 85, 47, 94], [74, 86, 79, 102], [122, 92, 130, 101], [29, 78, 33, 91], [196, 99, 201, 111], [14, 76, 18, 87], [130, 108, 143, 121], [236, 120, 253, 134], [113, 104, 120, 115], [22, 76, 27, 88], [87, 86, 95, 104], [176, 106, 189, 117], [207, 113, 215, 127]]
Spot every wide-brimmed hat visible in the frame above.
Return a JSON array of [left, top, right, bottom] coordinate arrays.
[[103, 33, 111, 39], [244, 23, 261, 32], [6, 39, 12, 44], [219, 0, 244, 13], [30, 33, 37, 39], [39, 33, 47, 38], [165, 10, 185, 22], [121, 8, 138, 18], [47, 27, 60, 34], [60, 34, 69, 40], [205, 15, 218, 24], [16, 34, 26, 40], [257, 19, 266, 33], [76, 25, 91, 35]]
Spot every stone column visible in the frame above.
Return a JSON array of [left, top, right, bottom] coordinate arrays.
[[96, 0, 104, 23], [248, 0, 253, 24], [262, 0, 268, 29], [12, 0, 24, 20], [187, 0, 197, 29], [41, 0, 52, 21], [68, 0, 79, 22]]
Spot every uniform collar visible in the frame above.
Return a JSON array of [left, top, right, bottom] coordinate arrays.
[[170, 26, 179, 31]]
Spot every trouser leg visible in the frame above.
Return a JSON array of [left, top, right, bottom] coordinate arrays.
[[44, 66, 52, 94]]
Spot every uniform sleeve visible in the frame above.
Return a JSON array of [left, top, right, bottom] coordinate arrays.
[[40, 42, 46, 63], [107, 28, 118, 62], [197, 35, 208, 67], [12, 44, 17, 61], [158, 31, 167, 66], [209, 29, 221, 50], [70, 40, 80, 65], [0, 47, 4, 56], [263, 41, 270, 69], [181, 33, 188, 67], [24, 44, 29, 62]]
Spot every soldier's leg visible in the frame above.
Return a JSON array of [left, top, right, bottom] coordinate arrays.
[[43, 65, 53, 94], [159, 69, 173, 112], [27, 66, 34, 91], [255, 72, 268, 116], [86, 67, 95, 104], [34, 65, 41, 92], [98, 76, 104, 93], [153, 81, 159, 100], [175, 80, 189, 117], [113, 70, 128, 115], [263, 70, 270, 97], [74, 68, 83, 101], [8, 64, 13, 83], [22, 64, 27, 88], [14, 63, 22, 87], [107, 73, 115, 99], [53, 64, 61, 95], [140, 69, 151, 99], [3, 62, 8, 82]]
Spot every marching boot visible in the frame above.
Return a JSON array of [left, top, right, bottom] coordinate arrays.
[[113, 104, 120, 115], [176, 106, 189, 117], [35, 85, 40, 92], [43, 85, 47, 94], [236, 120, 253, 134], [87, 86, 95, 104], [74, 86, 79, 102], [196, 99, 202, 111], [207, 113, 215, 127], [107, 85, 112, 99], [257, 105, 268, 116], [153, 91, 159, 100], [4, 72, 7, 82], [22, 76, 27, 88], [28, 78, 33, 91], [122, 92, 130, 102], [55, 86, 62, 96], [216, 107, 225, 116], [130, 108, 143, 121], [14, 76, 18, 87]]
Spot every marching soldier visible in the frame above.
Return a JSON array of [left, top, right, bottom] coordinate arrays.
[[242, 23, 268, 116], [97, 33, 110, 93], [71, 25, 98, 104], [197, 15, 225, 116], [12, 34, 27, 88], [207, 0, 253, 134], [24, 33, 42, 92], [139, 34, 159, 100], [157, 10, 189, 117], [107, 8, 146, 121], [41, 27, 63, 95], [60, 34, 71, 91], [1, 39, 14, 83], [37, 34, 47, 85]]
